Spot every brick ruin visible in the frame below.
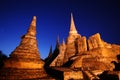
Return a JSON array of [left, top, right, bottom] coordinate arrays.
[[45, 13, 120, 80], [0, 16, 48, 79]]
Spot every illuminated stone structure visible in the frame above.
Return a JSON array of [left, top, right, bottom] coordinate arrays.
[[0, 16, 47, 79], [64, 13, 81, 63], [45, 13, 120, 80], [4, 16, 44, 69]]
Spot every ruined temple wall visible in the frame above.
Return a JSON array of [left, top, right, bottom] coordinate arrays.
[[76, 36, 87, 54], [88, 33, 104, 50]]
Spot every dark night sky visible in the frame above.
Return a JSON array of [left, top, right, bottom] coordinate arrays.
[[0, 0, 120, 59]]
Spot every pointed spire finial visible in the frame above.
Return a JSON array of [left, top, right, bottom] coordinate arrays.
[[56, 35, 60, 48], [33, 16, 36, 20], [57, 35, 59, 43], [69, 13, 78, 35], [26, 16, 36, 37], [62, 38, 65, 45], [48, 45, 52, 58], [30, 16, 36, 27]]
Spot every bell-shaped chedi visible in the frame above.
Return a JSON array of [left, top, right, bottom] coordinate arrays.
[[0, 16, 49, 79], [4, 16, 44, 69], [64, 13, 81, 63]]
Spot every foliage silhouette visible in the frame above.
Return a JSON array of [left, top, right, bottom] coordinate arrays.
[[0, 50, 7, 68]]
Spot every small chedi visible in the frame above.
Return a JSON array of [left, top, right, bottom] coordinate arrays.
[[0, 14, 120, 80], [0, 16, 47, 79]]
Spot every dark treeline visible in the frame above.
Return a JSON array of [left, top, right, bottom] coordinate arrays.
[[0, 50, 7, 67]]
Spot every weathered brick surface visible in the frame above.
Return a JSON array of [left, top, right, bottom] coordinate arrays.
[[0, 16, 47, 79]]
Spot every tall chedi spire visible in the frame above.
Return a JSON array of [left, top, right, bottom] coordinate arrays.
[[69, 13, 78, 35], [4, 16, 44, 69], [64, 13, 81, 64]]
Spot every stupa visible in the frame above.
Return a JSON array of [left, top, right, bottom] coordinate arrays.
[[63, 13, 81, 63], [0, 16, 47, 79]]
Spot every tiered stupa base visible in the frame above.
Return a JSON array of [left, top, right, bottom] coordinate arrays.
[[0, 68, 48, 79]]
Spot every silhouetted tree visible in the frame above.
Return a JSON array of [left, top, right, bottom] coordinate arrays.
[[0, 50, 7, 67]]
